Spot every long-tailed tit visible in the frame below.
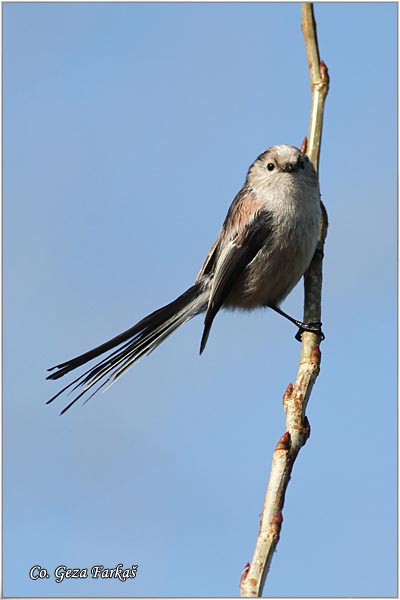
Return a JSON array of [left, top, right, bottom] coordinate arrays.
[[47, 145, 323, 414]]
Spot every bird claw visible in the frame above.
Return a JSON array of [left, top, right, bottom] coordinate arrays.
[[295, 321, 325, 342]]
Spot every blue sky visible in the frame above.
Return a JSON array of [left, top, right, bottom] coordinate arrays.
[[3, 2, 397, 597]]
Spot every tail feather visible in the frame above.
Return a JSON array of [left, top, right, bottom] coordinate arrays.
[[47, 282, 208, 413]]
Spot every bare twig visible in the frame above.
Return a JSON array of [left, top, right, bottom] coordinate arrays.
[[240, 4, 329, 597]]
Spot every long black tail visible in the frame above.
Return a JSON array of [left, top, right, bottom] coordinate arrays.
[[47, 282, 208, 414]]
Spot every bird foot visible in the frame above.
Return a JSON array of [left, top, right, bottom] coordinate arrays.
[[295, 321, 325, 342]]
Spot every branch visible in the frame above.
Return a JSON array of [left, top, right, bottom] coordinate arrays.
[[301, 3, 329, 172], [240, 4, 329, 597]]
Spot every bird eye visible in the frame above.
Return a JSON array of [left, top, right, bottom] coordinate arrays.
[[267, 163, 275, 171]]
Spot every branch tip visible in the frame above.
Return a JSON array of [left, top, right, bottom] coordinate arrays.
[[275, 431, 291, 452], [304, 416, 311, 440], [270, 511, 284, 540], [300, 136, 308, 154], [282, 383, 294, 404], [272, 511, 283, 526], [240, 562, 250, 585], [311, 345, 321, 363], [320, 60, 329, 80]]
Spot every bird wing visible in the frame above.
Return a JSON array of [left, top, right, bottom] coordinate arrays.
[[195, 237, 219, 282], [199, 209, 273, 353]]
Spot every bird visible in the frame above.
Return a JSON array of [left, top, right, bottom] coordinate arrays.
[[47, 144, 322, 414]]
